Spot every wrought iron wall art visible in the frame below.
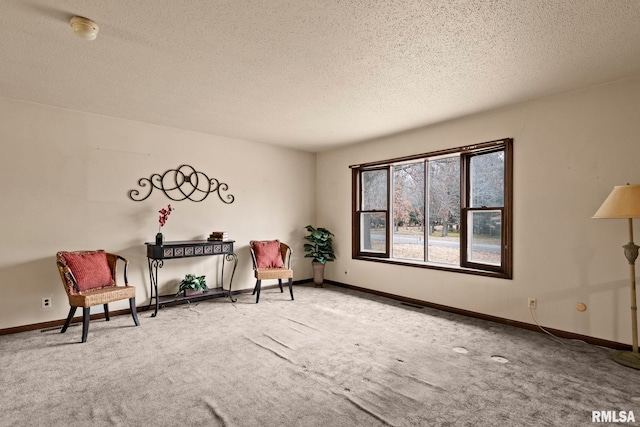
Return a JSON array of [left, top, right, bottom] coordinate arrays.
[[128, 164, 235, 203]]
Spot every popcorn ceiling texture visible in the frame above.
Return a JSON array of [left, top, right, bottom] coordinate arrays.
[[1, 0, 640, 151]]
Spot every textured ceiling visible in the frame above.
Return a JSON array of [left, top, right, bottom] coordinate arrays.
[[2, 1, 640, 152]]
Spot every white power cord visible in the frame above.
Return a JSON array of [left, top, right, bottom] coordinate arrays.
[[529, 307, 600, 353], [530, 307, 567, 347]]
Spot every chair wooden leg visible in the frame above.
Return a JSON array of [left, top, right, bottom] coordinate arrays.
[[288, 278, 294, 300], [81, 307, 90, 343], [129, 298, 140, 326], [278, 279, 283, 293], [61, 307, 76, 333], [255, 279, 261, 303], [103, 303, 110, 321]]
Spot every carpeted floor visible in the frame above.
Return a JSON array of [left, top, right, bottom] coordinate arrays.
[[1, 284, 639, 426]]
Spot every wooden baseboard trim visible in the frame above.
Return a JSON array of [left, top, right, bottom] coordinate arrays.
[[0, 280, 310, 336], [4, 279, 629, 351], [324, 280, 631, 352]]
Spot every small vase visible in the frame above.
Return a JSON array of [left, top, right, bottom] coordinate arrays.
[[155, 232, 164, 246], [312, 262, 325, 287], [185, 289, 204, 297]]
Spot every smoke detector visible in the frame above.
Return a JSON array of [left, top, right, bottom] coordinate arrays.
[[70, 16, 99, 41]]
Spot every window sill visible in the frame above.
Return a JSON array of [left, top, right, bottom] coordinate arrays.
[[353, 255, 512, 279]]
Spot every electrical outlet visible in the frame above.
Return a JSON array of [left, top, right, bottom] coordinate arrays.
[[527, 298, 537, 310], [42, 297, 52, 309]]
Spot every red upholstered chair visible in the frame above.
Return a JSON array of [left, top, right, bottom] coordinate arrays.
[[56, 250, 140, 343], [249, 240, 294, 303]]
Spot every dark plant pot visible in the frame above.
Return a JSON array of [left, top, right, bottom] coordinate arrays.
[[184, 289, 204, 297], [155, 233, 164, 246], [312, 262, 325, 287]]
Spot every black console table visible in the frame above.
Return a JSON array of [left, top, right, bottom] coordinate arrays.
[[145, 240, 238, 317]]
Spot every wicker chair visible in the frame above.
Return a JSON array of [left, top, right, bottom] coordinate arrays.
[[249, 240, 294, 303], [56, 250, 140, 343]]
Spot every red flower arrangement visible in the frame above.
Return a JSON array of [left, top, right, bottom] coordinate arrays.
[[158, 204, 174, 232]]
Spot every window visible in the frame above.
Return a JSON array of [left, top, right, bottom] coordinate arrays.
[[359, 168, 389, 255], [351, 138, 512, 278]]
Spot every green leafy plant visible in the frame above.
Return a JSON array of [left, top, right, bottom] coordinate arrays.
[[176, 274, 207, 295], [303, 225, 336, 264]]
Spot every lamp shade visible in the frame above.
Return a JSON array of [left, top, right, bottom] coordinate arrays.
[[593, 184, 640, 219]]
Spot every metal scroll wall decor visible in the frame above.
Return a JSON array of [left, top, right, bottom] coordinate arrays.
[[128, 164, 235, 203]]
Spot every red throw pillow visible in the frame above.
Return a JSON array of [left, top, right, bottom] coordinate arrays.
[[61, 251, 114, 292], [252, 240, 284, 269]]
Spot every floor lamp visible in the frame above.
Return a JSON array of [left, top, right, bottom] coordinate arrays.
[[593, 184, 640, 369]]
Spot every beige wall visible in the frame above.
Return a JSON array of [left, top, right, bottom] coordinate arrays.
[[0, 97, 316, 329], [316, 75, 640, 346], [4, 75, 640, 346]]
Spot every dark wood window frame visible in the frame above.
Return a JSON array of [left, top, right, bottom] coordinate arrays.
[[357, 167, 391, 258], [351, 138, 513, 279]]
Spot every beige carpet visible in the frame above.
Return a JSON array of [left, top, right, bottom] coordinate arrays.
[[1, 284, 639, 426]]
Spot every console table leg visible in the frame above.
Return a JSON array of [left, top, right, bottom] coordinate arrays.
[[148, 259, 163, 317], [224, 253, 238, 303], [146, 258, 153, 313]]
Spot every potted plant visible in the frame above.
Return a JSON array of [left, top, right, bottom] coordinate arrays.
[[177, 274, 208, 297], [303, 225, 336, 287]]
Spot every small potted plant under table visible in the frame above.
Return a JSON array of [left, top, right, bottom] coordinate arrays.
[[177, 274, 208, 297]]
